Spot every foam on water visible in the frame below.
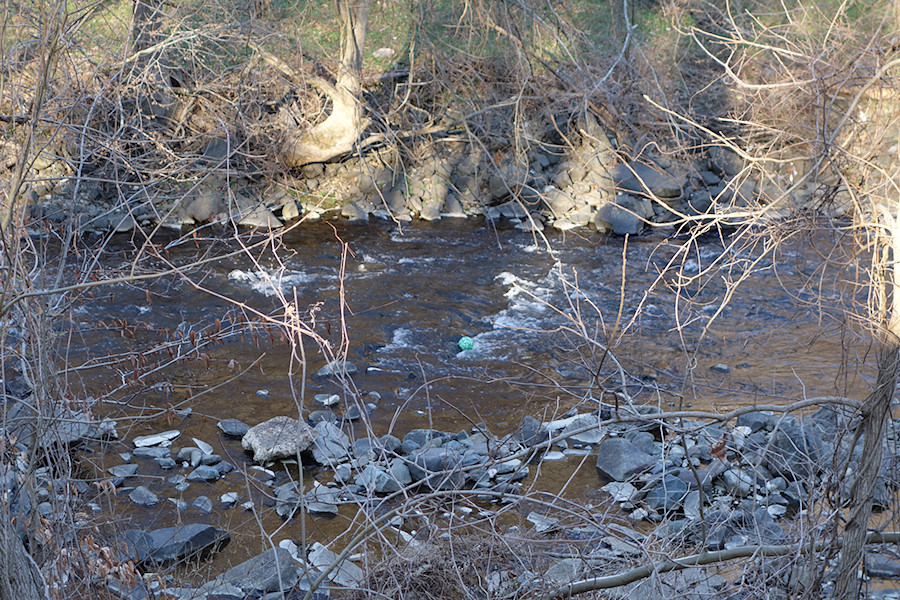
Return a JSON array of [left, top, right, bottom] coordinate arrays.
[[228, 268, 313, 296]]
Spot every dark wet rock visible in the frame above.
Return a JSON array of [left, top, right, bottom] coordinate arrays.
[[736, 411, 771, 433], [132, 447, 171, 459], [124, 523, 230, 566], [596, 438, 657, 482], [193, 496, 213, 514], [242, 416, 317, 464], [344, 404, 363, 421], [108, 464, 139, 479], [708, 146, 744, 177], [128, 486, 159, 507], [155, 457, 177, 469], [409, 447, 463, 489], [169, 475, 190, 492], [217, 418, 250, 439], [766, 423, 825, 479], [187, 465, 221, 482], [594, 198, 645, 235], [312, 421, 350, 465], [403, 429, 447, 451], [200, 454, 222, 466], [644, 474, 689, 511], [214, 461, 234, 476], [214, 546, 300, 595], [314, 359, 358, 378]]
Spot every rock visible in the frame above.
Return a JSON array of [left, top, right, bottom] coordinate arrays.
[[108, 464, 139, 479], [355, 464, 401, 494], [314, 393, 341, 407], [124, 524, 230, 566], [595, 198, 643, 235], [867, 555, 900, 579], [217, 419, 250, 439], [408, 447, 463, 489], [187, 466, 221, 482], [192, 496, 213, 514], [237, 199, 282, 229], [644, 474, 690, 511], [526, 512, 559, 533], [512, 416, 549, 448], [311, 421, 350, 465], [315, 360, 358, 378], [133, 430, 180, 447], [132, 447, 170, 459], [709, 146, 743, 177], [308, 542, 364, 588], [128, 486, 158, 507], [614, 161, 682, 198], [562, 415, 603, 445], [220, 492, 239, 506], [304, 484, 341, 516], [596, 438, 657, 482], [601, 481, 638, 503], [216, 547, 300, 595], [242, 416, 317, 464], [766, 423, 825, 479], [155, 457, 177, 469], [192, 438, 214, 455], [544, 558, 583, 586], [736, 411, 771, 433], [721, 468, 756, 497]]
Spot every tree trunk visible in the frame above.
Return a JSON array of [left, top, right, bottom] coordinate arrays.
[[834, 208, 900, 599], [282, 0, 369, 167], [0, 523, 48, 600]]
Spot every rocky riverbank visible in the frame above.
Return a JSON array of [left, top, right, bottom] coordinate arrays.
[[67, 381, 900, 599], [10, 113, 836, 238]]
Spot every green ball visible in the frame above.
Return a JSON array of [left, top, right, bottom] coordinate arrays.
[[458, 336, 474, 351]]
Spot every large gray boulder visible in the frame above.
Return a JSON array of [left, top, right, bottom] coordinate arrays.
[[242, 416, 317, 464], [595, 438, 657, 482], [214, 547, 300, 595], [124, 524, 230, 566], [614, 161, 682, 198]]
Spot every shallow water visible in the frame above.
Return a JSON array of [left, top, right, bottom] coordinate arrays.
[[67, 218, 874, 576]]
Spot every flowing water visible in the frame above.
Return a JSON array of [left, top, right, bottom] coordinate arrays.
[[67, 218, 874, 575]]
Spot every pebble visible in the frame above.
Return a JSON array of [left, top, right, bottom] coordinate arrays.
[[187, 466, 221, 482], [128, 486, 159, 507], [217, 419, 250, 438], [220, 492, 239, 506], [108, 464, 139, 479], [192, 438, 214, 455], [192, 496, 213, 514]]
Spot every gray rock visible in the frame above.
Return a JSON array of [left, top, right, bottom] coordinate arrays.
[[766, 423, 825, 479], [595, 198, 644, 235], [155, 457, 177, 469], [192, 496, 213, 514], [355, 464, 401, 494], [614, 161, 682, 198], [214, 461, 234, 476], [242, 416, 318, 464], [721, 468, 756, 497], [562, 415, 603, 445], [709, 146, 743, 177], [217, 419, 250, 439], [309, 410, 338, 424], [544, 558, 583, 586], [308, 542, 364, 588], [216, 547, 300, 594], [644, 474, 690, 511], [108, 464, 139, 479], [128, 486, 159, 507], [596, 438, 657, 482], [304, 484, 341, 517], [314, 393, 341, 407], [736, 411, 771, 433], [312, 421, 350, 465], [187, 466, 221, 482], [315, 360, 358, 378], [133, 430, 180, 448], [512, 416, 549, 448], [867, 555, 900, 579], [124, 524, 230, 566], [192, 437, 214, 455], [132, 447, 170, 459]]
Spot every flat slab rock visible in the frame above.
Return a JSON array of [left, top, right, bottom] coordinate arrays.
[[124, 523, 230, 566], [595, 437, 657, 482], [242, 416, 317, 463]]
